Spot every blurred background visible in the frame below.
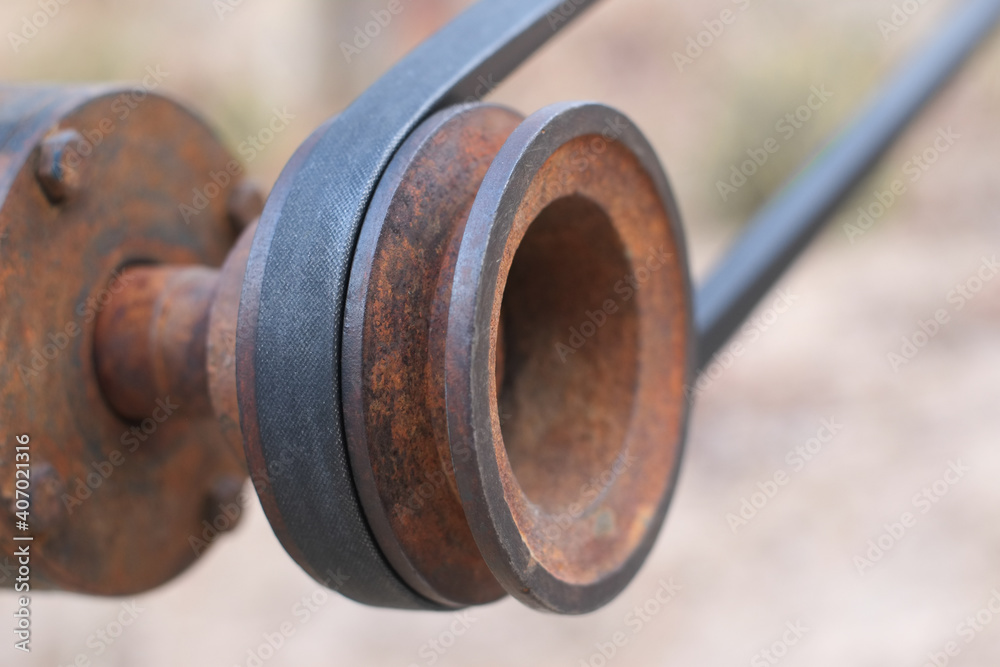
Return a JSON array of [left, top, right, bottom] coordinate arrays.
[[3, 0, 1000, 664]]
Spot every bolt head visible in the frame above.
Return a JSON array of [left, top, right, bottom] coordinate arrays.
[[28, 462, 67, 534], [36, 129, 86, 203], [205, 474, 245, 535], [226, 180, 265, 231]]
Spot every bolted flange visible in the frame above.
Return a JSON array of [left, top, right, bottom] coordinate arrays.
[[0, 85, 247, 594]]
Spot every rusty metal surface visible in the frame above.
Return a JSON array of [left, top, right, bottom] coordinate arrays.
[[235, 98, 692, 612], [342, 103, 522, 608], [342, 100, 693, 612], [0, 86, 691, 613], [95, 218, 259, 465], [0, 49, 691, 614], [0, 0, 992, 623], [207, 223, 258, 463], [0, 86, 245, 594], [95, 265, 217, 421], [445, 102, 693, 613]]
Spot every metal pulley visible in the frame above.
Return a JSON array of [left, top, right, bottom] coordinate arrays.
[[1, 0, 998, 617], [0, 80, 690, 613]]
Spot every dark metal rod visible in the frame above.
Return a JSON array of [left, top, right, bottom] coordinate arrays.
[[694, 0, 1000, 371]]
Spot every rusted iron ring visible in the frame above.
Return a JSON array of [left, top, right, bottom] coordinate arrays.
[[343, 100, 692, 612], [344, 103, 522, 608], [446, 101, 693, 613]]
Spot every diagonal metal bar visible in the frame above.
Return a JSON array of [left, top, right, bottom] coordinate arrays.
[[694, 0, 1000, 371]]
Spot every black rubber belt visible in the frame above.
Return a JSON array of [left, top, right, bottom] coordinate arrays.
[[240, 0, 600, 609]]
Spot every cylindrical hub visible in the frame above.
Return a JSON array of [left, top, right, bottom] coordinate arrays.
[[95, 265, 217, 421], [341, 101, 693, 612]]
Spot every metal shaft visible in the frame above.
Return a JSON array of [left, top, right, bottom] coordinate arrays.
[[694, 0, 1000, 370]]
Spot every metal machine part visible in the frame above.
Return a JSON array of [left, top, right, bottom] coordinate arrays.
[[0, 86, 246, 594], [0, 83, 690, 613], [1, 0, 998, 613], [342, 102, 691, 612]]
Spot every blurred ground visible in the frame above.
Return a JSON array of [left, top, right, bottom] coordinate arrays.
[[3, 0, 1000, 665]]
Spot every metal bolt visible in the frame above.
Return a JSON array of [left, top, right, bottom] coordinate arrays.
[[28, 462, 67, 534], [203, 473, 245, 535], [36, 129, 87, 203], [226, 180, 265, 231]]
